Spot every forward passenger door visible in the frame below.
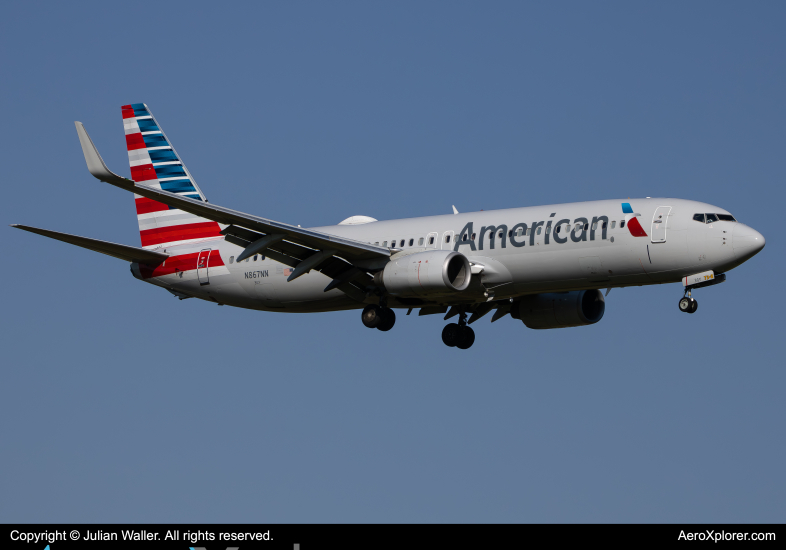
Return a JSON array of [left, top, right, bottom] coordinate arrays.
[[651, 206, 671, 243]]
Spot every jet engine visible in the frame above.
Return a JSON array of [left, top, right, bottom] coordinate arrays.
[[511, 290, 605, 329], [374, 250, 471, 297]]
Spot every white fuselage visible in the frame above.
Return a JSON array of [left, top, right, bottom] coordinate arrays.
[[132, 198, 764, 312]]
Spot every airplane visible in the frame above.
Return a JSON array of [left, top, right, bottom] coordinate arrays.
[[12, 104, 766, 349]]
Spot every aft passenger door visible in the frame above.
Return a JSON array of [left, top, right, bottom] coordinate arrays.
[[196, 248, 211, 285], [651, 206, 671, 243]]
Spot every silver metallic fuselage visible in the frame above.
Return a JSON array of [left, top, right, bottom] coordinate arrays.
[[135, 198, 765, 312]]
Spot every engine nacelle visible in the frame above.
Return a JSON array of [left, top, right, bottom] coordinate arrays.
[[511, 290, 605, 329], [374, 250, 471, 297]]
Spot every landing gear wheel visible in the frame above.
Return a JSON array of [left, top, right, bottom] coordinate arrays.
[[361, 305, 383, 328], [442, 323, 461, 347], [455, 326, 475, 350], [679, 297, 698, 314], [377, 308, 396, 331]]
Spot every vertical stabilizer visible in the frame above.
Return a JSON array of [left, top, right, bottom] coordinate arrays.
[[122, 103, 223, 249]]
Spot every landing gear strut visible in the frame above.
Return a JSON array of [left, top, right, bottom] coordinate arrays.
[[678, 289, 698, 314], [361, 304, 396, 331], [442, 310, 475, 349]]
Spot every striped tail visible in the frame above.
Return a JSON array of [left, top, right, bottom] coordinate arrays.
[[122, 103, 223, 250]]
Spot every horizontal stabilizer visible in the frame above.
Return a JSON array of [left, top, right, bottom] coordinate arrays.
[[11, 225, 169, 264]]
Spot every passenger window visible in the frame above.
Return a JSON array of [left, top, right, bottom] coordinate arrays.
[[517, 227, 523, 236], [620, 221, 625, 228], [245, 258, 249, 262], [382, 241, 387, 247], [602, 221, 607, 229], [546, 225, 551, 234], [253, 255, 258, 261], [611, 221, 616, 229], [229, 256, 234, 264], [409, 238, 414, 246], [584, 223, 589, 231], [418, 237, 424, 245], [445, 235, 451, 243], [463, 234, 468, 241], [428, 236, 434, 245], [526, 228, 531, 236], [400, 239, 405, 247], [374, 242, 379, 246], [498, 231, 503, 238], [508, 230, 513, 238], [260, 255, 265, 260], [537, 227, 542, 235], [706, 213, 719, 223], [692, 213, 705, 223], [592, 222, 597, 230], [471, 233, 476, 240]]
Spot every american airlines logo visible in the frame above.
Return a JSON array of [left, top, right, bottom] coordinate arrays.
[[453, 202, 648, 253], [621, 202, 648, 237]]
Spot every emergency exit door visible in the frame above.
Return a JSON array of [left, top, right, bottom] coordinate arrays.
[[651, 206, 671, 243], [196, 248, 211, 285]]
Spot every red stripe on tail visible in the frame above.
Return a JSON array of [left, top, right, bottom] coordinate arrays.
[[130, 164, 157, 182], [125, 133, 146, 151], [140, 221, 222, 247], [135, 197, 170, 215]]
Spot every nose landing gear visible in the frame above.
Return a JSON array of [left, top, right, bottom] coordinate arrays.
[[441, 310, 475, 349], [678, 290, 698, 314]]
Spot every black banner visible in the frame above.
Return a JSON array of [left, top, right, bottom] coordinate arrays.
[[2, 524, 782, 548]]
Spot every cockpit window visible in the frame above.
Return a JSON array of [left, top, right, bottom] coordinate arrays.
[[695, 212, 736, 223]]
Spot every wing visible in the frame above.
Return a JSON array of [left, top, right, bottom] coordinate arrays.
[[11, 224, 169, 264], [74, 122, 389, 266]]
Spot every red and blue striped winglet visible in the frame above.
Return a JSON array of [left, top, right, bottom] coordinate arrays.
[[621, 202, 648, 237], [122, 103, 223, 249]]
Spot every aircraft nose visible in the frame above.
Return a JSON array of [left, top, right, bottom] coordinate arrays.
[[733, 223, 765, 261]]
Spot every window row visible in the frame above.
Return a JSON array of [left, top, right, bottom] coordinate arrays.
[[229, 254, 265, 264], [373, 236, 437, 248]]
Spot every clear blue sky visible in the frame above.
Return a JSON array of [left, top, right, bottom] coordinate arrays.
[[1, 1, 784, 522]]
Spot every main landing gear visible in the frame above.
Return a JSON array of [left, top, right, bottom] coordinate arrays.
[[442, 310, 475, 350], [678, 290, 698, 314], [362, 304, 396, 331]]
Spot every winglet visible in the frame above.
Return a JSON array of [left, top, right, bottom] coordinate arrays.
[[74, 121, 135, 189], [452, 205, 459, 215]]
